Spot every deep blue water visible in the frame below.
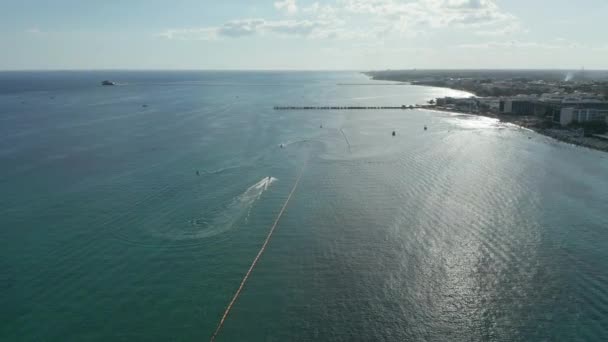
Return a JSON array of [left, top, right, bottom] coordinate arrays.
[[1, 71, 607, 341]]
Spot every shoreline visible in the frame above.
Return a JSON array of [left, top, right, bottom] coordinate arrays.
[[366, 74, 608, 153], [363, 74, 608, 153], [420, 104, 608, 153]]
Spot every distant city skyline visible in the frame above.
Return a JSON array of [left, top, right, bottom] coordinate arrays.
[[1, 0, 608, 70]]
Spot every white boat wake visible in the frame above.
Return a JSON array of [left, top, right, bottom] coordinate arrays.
[[172, 177, 278, 240]]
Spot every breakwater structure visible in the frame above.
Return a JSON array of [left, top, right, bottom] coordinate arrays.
[[274, 105, 423, 110]]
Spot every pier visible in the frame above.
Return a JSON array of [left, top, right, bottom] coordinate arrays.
[[273, 105, 421, 110]]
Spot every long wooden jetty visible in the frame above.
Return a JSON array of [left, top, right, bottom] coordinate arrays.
[[273, 105, 421, 110]]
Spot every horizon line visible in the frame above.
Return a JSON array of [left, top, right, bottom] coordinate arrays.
[[2, 68, 608, 72]]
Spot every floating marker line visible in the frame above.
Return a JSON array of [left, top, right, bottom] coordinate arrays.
[[340, 128, 352, 153], [209, 163, 307, 342]]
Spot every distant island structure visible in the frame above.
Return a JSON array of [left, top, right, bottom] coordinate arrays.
[[101, 80, 116, 86]]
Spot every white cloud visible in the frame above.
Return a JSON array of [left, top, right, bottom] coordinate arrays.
[[160, 0, 522, 41], [218, 19, 266, 37], [446, 0, 488, 9], [475, 22, 524, 36], [160, 28, 218, 40], [456, 40, 577, 50], [25, 27, 46, 36], [337, 0, 521, 34], [160, 18, 332, 40], [274, 0, 298, 15], [264, 20, 323, 36]]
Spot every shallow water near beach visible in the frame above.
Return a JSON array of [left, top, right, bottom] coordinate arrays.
[[1, 71, 608, 341]]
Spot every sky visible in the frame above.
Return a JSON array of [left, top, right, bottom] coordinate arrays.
[[1, 0, 608, 70]]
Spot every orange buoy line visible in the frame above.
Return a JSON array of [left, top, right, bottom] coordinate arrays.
[[209, 162, 307, 342]]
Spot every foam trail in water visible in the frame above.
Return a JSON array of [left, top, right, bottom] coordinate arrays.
[[177, 177, 277, 240], [201, 165, 243, 175], [239, 177, 277, 211], [280, 139, 316, 148], [244, 177, 277, 222]]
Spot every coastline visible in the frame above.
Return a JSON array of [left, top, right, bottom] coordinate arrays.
[[420, 104, 608, 153], [370, 75, 608, 153], [365, 72, 608, 153]]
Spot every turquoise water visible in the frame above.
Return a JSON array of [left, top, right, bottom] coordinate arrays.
[[1, 71, 608, 341]]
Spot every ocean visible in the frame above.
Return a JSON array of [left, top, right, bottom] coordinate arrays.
[[1, 71, 607, 341]]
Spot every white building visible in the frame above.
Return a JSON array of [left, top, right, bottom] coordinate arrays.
[[558, 107, 608, 126], [477, 97, 500, 111], [540, 93, 566, 103], [562, 98, 606, 107]]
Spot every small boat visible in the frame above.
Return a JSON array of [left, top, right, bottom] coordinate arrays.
[[101, 80, 116, 86], [392, 131, 396, 136], [424, 125, 428, 131]]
